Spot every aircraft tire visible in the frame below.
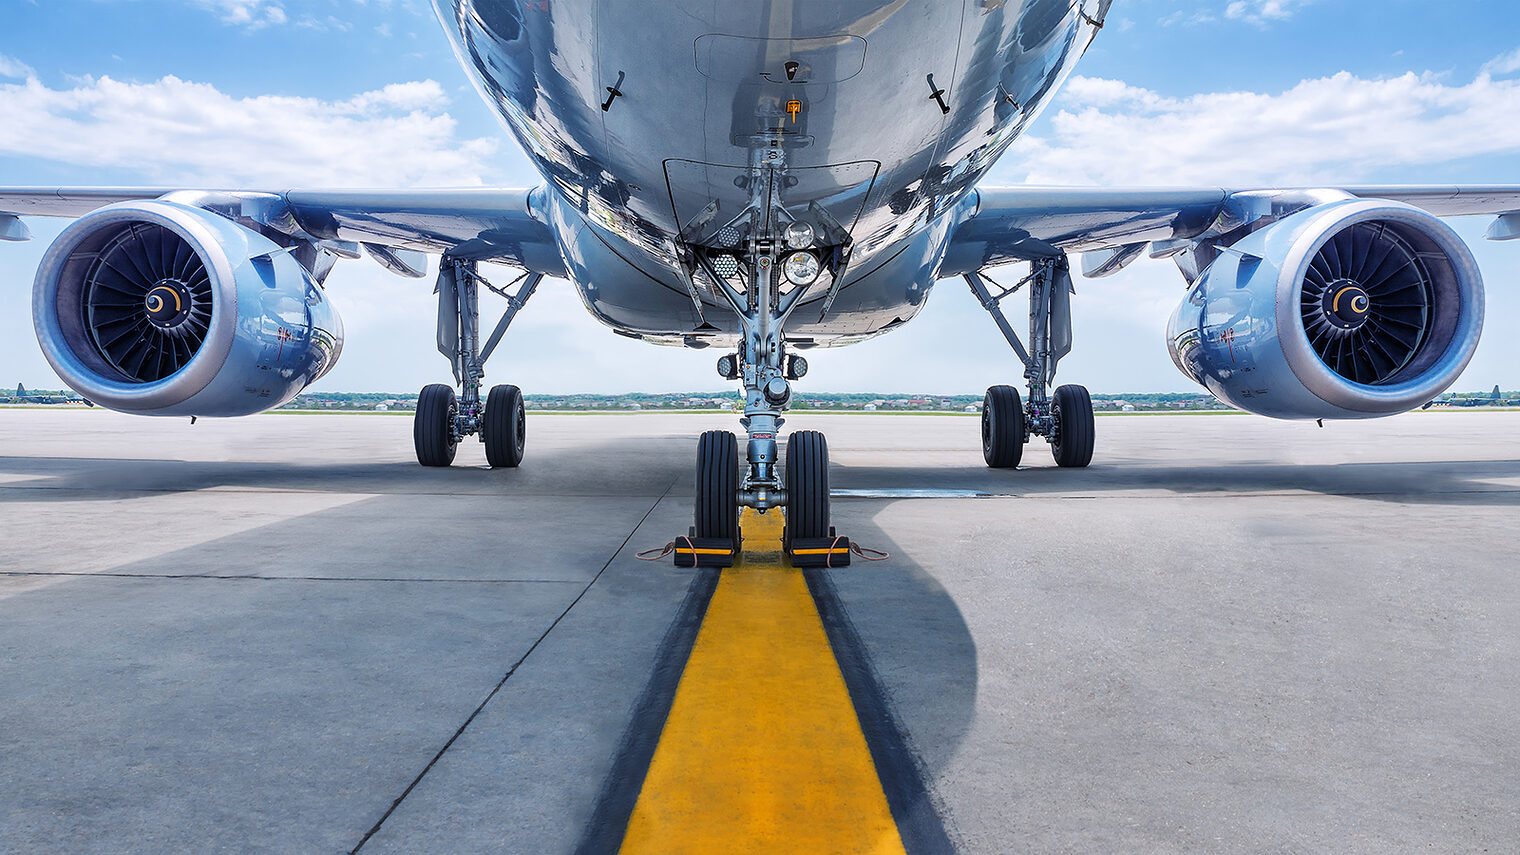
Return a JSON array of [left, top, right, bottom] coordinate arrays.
[[483, 384, 526, 468], [694, 430, 738, 544], [414, 383, 458, 467], [983, 385, 1024, 468], [1051, 384, 1095, 468], [785, 430, 830, 544]]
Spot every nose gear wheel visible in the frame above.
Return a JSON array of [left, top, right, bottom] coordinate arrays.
[[694, 430, 740, 543], [784, 431, 830, 547]]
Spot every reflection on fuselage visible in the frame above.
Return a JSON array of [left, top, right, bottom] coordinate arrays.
[[433, 0, 1102, 344]]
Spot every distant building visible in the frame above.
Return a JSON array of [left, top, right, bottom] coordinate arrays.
[[1121, 404, 1136, 412], [375, 404, 389, 411], [864, 403, 878, 412], [965, 404, 979, 413]]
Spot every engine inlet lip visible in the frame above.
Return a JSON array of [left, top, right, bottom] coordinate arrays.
[[33, 200, 239, 411], [1275, 199, 1485, 414]]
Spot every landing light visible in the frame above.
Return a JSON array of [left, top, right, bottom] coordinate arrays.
[[782, 251, 820, 285], [784, 220, 815, 249], [711, 253, 740, 279]]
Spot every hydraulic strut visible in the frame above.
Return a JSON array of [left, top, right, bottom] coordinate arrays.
[[436, 256, 541, 439], [965, 254, 1074, 438]]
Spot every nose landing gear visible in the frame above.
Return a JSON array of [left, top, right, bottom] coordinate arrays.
[[675, 138, 856, 557]]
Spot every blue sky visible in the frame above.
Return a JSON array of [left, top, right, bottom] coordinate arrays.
[[2, 0, 1518, 395]]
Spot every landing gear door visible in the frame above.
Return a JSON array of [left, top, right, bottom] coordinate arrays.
[[663, 159, 879, 248]]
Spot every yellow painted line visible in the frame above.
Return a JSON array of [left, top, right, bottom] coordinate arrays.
[[618, 509, 908, 855]]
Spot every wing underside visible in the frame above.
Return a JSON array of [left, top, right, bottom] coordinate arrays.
[[0, 186, 566, 276], [943, 184, 1520, 276]]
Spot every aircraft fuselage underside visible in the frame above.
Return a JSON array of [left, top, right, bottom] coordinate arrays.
[[437, 0, 1104, 344]]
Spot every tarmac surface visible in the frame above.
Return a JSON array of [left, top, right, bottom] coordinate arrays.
[[2, 407, 1518, 853]]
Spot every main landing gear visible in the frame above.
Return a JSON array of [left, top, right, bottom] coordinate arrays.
[[414, 257, 541, 468], [967, 256, 1096, 469]]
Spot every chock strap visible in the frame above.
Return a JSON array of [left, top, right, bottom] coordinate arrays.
[[638, 536, 690, 561], [848, 541, 890, 562], [822, 535, 890, 567]]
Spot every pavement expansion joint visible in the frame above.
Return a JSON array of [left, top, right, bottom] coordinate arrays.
[[0, 571, 583, 583], [349, 487, 673, 855]]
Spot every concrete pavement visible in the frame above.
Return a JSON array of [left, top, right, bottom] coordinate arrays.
[[2, 408, 1517, 852]]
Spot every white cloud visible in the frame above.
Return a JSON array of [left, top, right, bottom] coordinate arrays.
[[1482, 46, 1520, 77], [1002, 68, 1520, 187], [295, 14, 354, 32], [166, 0, 426, 29], [0, 74, 507, 187], [1159, 10, 1215, 27], [0, 54, 35, 80], [1224, 0, 1314, 26], [189, 0, 289, 28]]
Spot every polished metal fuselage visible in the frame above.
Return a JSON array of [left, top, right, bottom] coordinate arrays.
[[434, 0, 1104, 346]]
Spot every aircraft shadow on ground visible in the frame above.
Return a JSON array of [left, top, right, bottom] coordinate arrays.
[[0, 436, 696, 503], [816, 509, 980, 824], [831, 458, 1520, 507], [4, 428, 1518, 508]]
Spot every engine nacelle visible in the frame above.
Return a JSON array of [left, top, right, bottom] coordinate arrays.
[[33, 201, 343, 417], [1167, 199, 1484, 419]]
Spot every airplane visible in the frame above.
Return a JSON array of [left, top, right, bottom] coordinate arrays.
[[3, 0, 1516, 549], [6, 382, 87, 406]]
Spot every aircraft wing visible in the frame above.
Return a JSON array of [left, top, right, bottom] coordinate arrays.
[[0, 186, 566, 276], [942, 185, 1520, 276]]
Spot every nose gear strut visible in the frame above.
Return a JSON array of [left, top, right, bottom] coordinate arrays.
[[678, 139, 847, 557]]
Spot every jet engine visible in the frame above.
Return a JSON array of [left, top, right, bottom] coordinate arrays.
[[33, 200, 343, 417], [1167, 199, 1483, 419]]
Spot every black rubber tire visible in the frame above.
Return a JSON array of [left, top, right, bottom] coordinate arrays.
[[483, 384, 526, 468], [414, 383, 458, 467], [694, 430, 739, 543], [785, 430, 830, 543], [982, 385, 1025, 468], [1051, 384, 1096, 468]]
